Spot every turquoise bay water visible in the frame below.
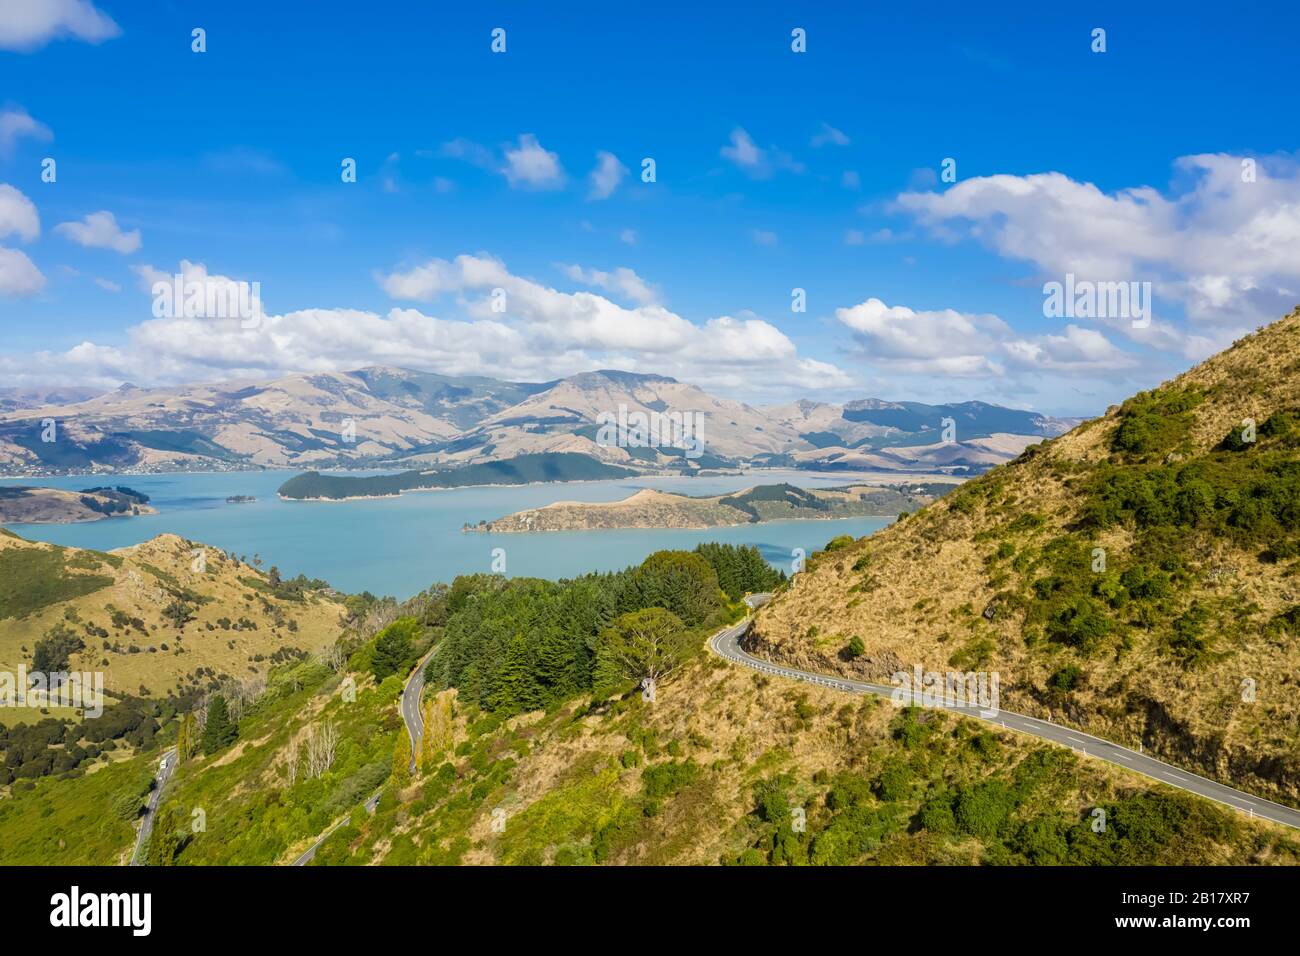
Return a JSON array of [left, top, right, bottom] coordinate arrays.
[[0, 470, 893, 599]]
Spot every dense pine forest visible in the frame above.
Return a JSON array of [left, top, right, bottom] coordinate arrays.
[[428, 543, 784, 715]]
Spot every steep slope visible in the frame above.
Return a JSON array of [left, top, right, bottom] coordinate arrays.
[[108, 567, 1299, 867], [748, 309, 1300, 805], [0, 529, 347, 713]]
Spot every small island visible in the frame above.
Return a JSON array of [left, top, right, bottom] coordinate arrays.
[[225, 495, 256, 504], [0, 485, 156, 525], [464, 482, 953, 533], [277, 452, 637, 500]]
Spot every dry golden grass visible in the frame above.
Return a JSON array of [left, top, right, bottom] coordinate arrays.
[[0, 532, 346, 720], [750, 309, 1300, 805]]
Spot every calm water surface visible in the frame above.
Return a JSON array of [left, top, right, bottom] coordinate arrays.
[[1, 470, 897, 598]]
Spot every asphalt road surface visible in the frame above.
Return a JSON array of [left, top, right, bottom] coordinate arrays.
[[129, 747, 177, 866], [713, 598, 1300, 831], [293, 647, 437, 865], [291, 790, 381, 866], [401, 646, 439, 773]]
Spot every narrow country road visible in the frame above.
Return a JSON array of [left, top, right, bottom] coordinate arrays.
[[129, 746, 177, 866], [292, 645, 438, 865], [401, 646, 439, 773], [712, 595, 1300, 831]]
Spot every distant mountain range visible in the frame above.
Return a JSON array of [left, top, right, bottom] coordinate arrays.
[[0, 367, 1081, 479]]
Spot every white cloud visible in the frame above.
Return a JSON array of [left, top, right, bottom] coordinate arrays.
[[132, 260, 259, 319], [721, 128, 765, 170], [0, 246, 44, 296], [892, 154, 1300, 345], [836, 297, 1136, 378], [811, 122, 850, 147], [0, 0, 119, 51], [501, 134, 565, 189], [93, 276, 120, 293], [0, 105, 52, 156], [2, 254, 853, 397], [842, 170, 861, 190], [750, 228, 777, 246], [55, 210, 141, 254], [1003, 324, 1139, 373], [439, 138, 496, 170], [558, 263, 658, 305], [720, 128, 802, 179], [619, 228, 637, 245], [373, 258, 461, 302], [0, 184, 40, 241], [844, 229, 865, 246], [587, 151, 627, 200]]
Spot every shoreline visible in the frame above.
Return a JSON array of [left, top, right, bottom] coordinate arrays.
[[464, 510, 903, 534]]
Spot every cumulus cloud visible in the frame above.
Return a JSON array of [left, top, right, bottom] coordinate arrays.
[[892, 154, 1300, 349], [836, 297, 1136, 377], [131, 260, 261, 321], [0, 105, 52, 156], [441, 134, 566, 190], [0, 255, 855, 397], [0, 184, 40, 241], [587, 151, 627, 200], [558, 263, 658, 305], [55, 210, 141, 253], [501, 134, 565, 189], [0, 0, 119, 51], [0, 246, 44, 296]]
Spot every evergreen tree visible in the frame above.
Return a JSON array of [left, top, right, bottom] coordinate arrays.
[[200, 695, 238, 755], [490, 633, 538, 714], [372, 617, 418, 680]]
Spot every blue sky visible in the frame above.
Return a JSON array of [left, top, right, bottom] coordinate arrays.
[[2, 0, 1299, 414]]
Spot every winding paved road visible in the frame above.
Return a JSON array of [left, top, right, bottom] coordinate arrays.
[[712, 596, 1300, 831], [292, 646, 438, 865], [129, 747, 177, 866], [401, 646, 440, 773]]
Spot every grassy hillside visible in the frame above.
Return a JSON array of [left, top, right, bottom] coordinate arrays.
[[136, 638, 1299, 866], [0, 530, 347, 720], [748, 309, 1300, 806], [43, 543, 1289, 866]]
